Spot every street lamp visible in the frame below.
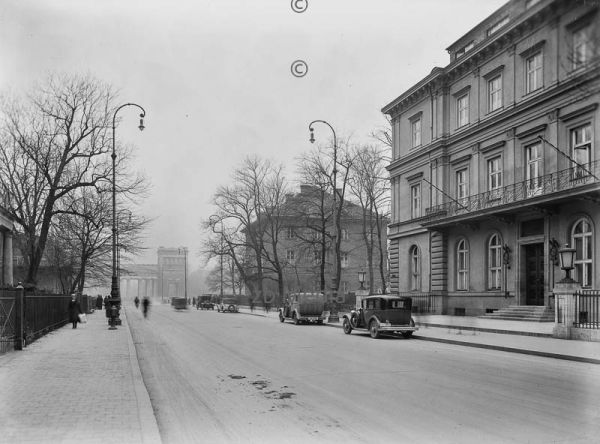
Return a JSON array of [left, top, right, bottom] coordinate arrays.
[[558, 243, 577, 283], [109, 103, 146, 328], [308, 119, 339, 322], [179, 247, 188, 304], [209, 215, 225, 299], [358, 270, 366, 290]]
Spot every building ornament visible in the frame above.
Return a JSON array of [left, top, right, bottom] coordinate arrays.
[[479, 140, 506, 153], [515, 124, 547, 139]]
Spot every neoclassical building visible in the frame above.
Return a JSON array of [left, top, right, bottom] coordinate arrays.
[[383, 0, 599, 315], [0, 206, 15, 287]]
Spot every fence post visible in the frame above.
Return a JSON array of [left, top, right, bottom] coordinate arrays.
[[552, 281, 581, 339], [14, 289, 24, 350]]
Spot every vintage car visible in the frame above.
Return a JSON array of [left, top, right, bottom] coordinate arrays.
[[197, 295, 215, 310], [279, 293, 325, 325], [342, 295, 418, 339], [171, 297, 188, 310], [217, 297, 238, 313]]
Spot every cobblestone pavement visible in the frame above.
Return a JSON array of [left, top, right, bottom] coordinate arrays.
[[0, 309, 161, 444]]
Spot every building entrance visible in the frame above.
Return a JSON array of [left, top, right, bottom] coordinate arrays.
[[525, 243, 545, 305]]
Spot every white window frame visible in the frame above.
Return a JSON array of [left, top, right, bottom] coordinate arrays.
[[410, 245, 421, 291], [340, 252, 349, 268], [572, 219, 593, 288], [457, 239, 469, 291], [286, 227, 294, 239], [488, 234, 502, 290], [571, 123, 592, 179], [526, 142, 543, 196], [488, 74, 503, 112], [572, 25, 592, 70], [457, 93, 469, 128], [487, 156, 502, 193], [341, 228, 349, 241], [525, 51, 543, 94], [286, 249, 296, 265], [456, 168, 469, 201], [411, 118, 422, 148], [410, 183, 421, 219]]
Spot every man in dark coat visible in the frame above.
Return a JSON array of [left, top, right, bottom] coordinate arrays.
[[68, 294, 83, 329], [96, 295, 103, 310]]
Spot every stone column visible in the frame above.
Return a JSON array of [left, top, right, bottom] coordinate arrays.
[[552, 281, 582, 339], [0, 232, 4, 286], [3, 231, 13, 286]]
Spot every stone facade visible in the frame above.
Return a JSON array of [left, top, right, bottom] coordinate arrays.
[[383, 0, 600, 315]]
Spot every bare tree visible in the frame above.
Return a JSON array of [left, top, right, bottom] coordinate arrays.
[[348, 144, 390, 294], [0, 73, 143, 287]]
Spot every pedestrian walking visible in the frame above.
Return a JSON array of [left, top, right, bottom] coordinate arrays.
[[95, 295, 103, 310], [249, 299, 254, 313], [68, 294, 83, 329], [134, 296, 140, 308], [142, 297, 150, 318]]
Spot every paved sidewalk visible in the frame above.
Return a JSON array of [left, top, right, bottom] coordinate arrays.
[[0, 309, 161, 444], [238, 307, 600, 364]]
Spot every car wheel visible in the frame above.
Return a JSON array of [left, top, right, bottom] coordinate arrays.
[[369, 320, 380, 339], [342, 318, 352, 334], [402, 331, 413, 339], [279, 312, 285, 323], [228, 304, 236, 312], [317, 319, 323, 325], [293, 313, 299, 325]]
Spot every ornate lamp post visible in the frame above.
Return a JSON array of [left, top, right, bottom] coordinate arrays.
[[109, 103, 146, 328], [178, 247, 188, 305], [309, 120, 339, 322], [209, 215, 225, 299], [558, 243, 577, 283], [358, 270, 366, 290]]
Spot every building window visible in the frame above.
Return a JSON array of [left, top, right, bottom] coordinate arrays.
[[487, 156, 502, 194], [488, 234, 502, 290], [457, 239, 469, 291], [572, 219, 593, 287], [341, 281, 349, 294], [411, 118, 422, 148], [571, 123, 592, 179], [457, 93, 469, 128], [572, 25, 592, 69], [526, 142, 543, 196], [410, 183, 421, 218], [488, 75, 503, 112], [487, 16, 509, 36], [409, 245, 421, 291], [286, 249, 296, 265], [285, 227, 294, 239], [525, 52, 543, 93], [456, 169, 469, 201], [341, 228, 349, 240], [456, 41, 474, 59], [341, 252, 349, 268], [313, 250, 321, 266]]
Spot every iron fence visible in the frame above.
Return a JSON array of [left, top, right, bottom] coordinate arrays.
[[575, 290, 600, 329], [0, 289, 19, 354], [395, 292, 438, 313], [24, 294, 71, 345]]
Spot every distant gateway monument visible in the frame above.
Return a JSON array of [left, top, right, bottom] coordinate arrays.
[[120, 247, 188, 303]]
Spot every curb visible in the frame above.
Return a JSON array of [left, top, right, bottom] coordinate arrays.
[[236, 309, 598, 364], [122, 310, 163, 444], [413, 334, 600, 365]]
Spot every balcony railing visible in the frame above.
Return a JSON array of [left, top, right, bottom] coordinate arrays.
[[425, 160, 600, 223]]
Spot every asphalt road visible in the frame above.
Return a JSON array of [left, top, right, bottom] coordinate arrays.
[[127, 304, 600, 444]]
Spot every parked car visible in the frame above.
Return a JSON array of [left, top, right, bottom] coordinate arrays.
[[197, 295, 215, 310], [217, 298, 238, 313], [279, 292, 325, 325], [342, 295, 417, 339], [171, 297, 188, 310]]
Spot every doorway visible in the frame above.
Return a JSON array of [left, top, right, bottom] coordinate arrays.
[[525, 243, 545, 305]]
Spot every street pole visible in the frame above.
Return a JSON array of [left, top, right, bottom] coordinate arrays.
[[110, 103, 145, 328], [309, 120, 339, 322]]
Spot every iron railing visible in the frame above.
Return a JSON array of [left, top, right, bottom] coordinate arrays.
[[395, 292, 439, 313], [24, 294, 71, 344], [575, 290, 600, 329], [425, 161, 600, 222], [0, 289, 19, 354]]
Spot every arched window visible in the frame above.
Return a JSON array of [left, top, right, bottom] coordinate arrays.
[[572, 219, 593, 287], [488, 234, 502, 290], [409, 245, 421, 291], [457, 239, 469, 291]]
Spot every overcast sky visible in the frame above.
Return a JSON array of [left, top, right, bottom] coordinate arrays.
[[0, 0, 506, 270]]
